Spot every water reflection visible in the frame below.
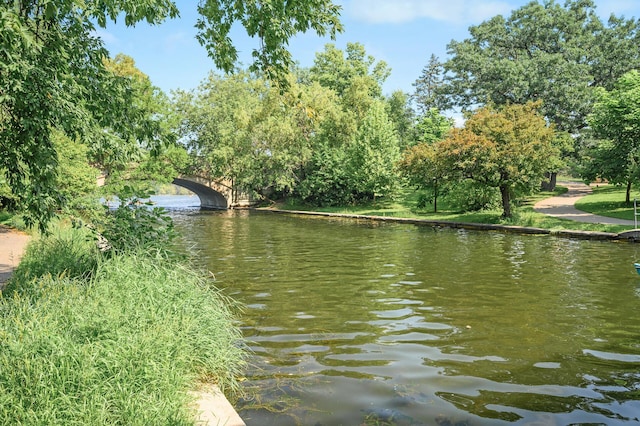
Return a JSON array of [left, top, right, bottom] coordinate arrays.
[[170, 210, 640, 425]]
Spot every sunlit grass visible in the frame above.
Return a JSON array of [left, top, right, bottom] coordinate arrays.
[[574, 184, 640, 221], [1, 228, 246, 425], [278, 184, 631, 234]]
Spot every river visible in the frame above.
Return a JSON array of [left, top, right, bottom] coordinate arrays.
[[156, 196, 640, 425]]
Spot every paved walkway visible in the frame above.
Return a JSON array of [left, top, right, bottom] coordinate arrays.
[[533, 181, 636, 226], [0, 225, 31, 289]]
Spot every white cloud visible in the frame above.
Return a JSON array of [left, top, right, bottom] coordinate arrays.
[[348, 0, 513, 24]]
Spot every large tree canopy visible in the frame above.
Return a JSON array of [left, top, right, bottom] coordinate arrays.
[[0, 0, 343, 230], [440, 102, 556, 218], [583, 70, 640, 203], [1, 1, 178, 229], [442, 0, 640, 133]]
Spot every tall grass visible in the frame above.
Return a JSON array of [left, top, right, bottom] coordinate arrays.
[[0, 230, 246, 425]]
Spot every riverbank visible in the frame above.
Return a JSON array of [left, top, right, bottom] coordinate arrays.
[[0, 228, 246, 425], [260, 181, 639, 241], [261, 207, 640, 242]]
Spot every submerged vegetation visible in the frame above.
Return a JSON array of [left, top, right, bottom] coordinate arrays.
[[0, 224, 246, 425]]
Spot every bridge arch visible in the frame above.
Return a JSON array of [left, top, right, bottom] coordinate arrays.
[[172, 177, 229, 209]]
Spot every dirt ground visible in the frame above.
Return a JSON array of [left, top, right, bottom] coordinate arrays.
[[0, 225, 31, 288]]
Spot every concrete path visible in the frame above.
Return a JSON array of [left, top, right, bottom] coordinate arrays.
[[533, 181, 636, 226], [0, 225, 31, 289]]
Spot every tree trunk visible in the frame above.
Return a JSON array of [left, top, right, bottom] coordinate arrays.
[[500, 185, 511, 218], [433, 180, 438, 213], [541, 172, 557, 191], [627, 180, 632, 204]]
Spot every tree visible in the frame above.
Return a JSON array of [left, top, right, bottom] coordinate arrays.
[[384, 90, 415, 150], [52, 131, 100, 213], [296, 43, 396, 206], [176, 71, 339, 201], [413, 108, 453, 145], [0, 1, 179, 230], [310, 42, 390, 99], [412, 54, 449, 114], [442, 0, 640, 133], [347, 100, 401, 201], [440, 102, 556, 218], [584, 70, 640, 203], [100, 54, 176, 172], [398, 142, 449, 212], [1, 0, 343, 231], [173, 72, 262, 195], [397, 108, 453, 211], [195, 0, 343, 84]]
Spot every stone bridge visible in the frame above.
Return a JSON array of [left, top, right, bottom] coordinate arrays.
[[172, 176, 254, 209]]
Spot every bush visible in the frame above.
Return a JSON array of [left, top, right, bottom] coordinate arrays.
[[445, 180, 501, 212], [95, 186, 177, 256]]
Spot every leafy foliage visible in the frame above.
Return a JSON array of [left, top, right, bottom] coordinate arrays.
[[398, 140, 449, 212], [52, 131, 101, 217], [175, 71, 324, 200], [0, 1, 178, 231], [195, 0, 343, 84], [97, 187, 177, 255], [1, 0, 344, 231], [310, 42, 390, 99], [441, 0, 640, 133], [347, 100, 401, 201], [384, 90, 415, 150], [583, 70, 640, 203], [439, 102, 556, 217], [412, 54, 449, 114], [413, 108, 453, 145]]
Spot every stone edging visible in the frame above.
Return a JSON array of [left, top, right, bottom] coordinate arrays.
[[259, 208, 640, 242], [192, 384, 245, 426]]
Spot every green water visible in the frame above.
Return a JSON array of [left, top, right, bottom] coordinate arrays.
[[172, 209, 640, 425]]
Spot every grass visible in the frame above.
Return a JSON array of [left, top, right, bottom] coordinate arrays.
[[0, 226, 246, 425], [575, 184, 640, 221], [0, 210, 27, 232], [277, 183, 632, 234]]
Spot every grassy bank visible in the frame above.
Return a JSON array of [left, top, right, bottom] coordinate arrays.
[[0, 227, 246, 425], [575, 184, 640, 221], [277, 184, 631, 234]]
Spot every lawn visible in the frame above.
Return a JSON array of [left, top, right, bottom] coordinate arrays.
[[277, 183, 633, 234], [574, 184, 640, 221]]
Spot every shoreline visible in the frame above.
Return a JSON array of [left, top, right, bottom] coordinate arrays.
[[258, 208, 640, 242]]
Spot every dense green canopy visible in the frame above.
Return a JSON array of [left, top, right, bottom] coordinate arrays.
[[0, 0, 342, 231], [442, 0, 640, 133]]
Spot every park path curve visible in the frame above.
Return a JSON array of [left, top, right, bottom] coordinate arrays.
[[533, 181, 636, 226], [0, 225, 31, 289]]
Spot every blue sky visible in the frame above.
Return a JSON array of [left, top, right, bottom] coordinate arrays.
[[98, 0, 640, 97]]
